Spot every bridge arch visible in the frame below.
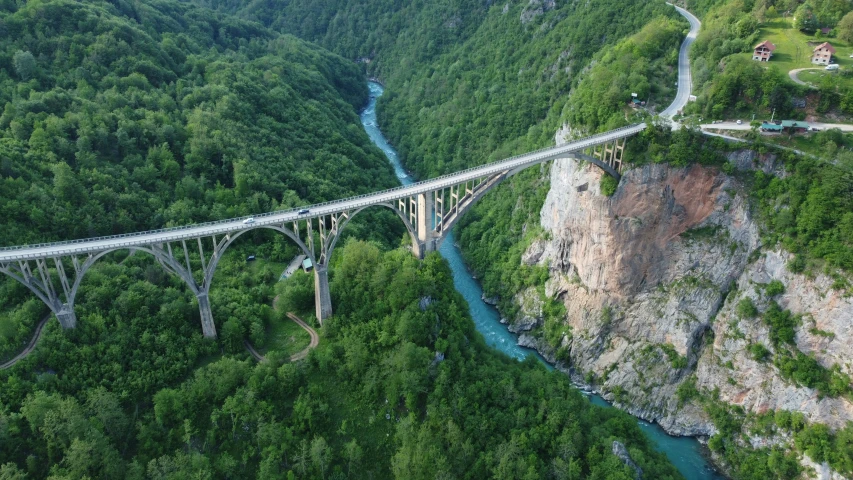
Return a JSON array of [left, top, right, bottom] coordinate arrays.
[[201, 225, 316, 292], [323, 202, 418, 265]]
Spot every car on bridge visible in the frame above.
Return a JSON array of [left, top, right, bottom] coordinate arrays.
[[242, 217, 255, 224], [298, 209, 310, 215]]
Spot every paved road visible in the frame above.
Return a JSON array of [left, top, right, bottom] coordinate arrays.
[[0, 314, 50, 369], [0, 3, 704, 262], [660, 4, 701, 120], [789, 68, 822, 88], [701, 121, 853, 132], [281, 254, 306, 280], [0, 125, 643, 262]]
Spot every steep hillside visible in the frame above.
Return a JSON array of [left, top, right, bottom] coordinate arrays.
[[507, 126, 853, 479], [0, 0, 405, 360], [0, 1, 698, 478]]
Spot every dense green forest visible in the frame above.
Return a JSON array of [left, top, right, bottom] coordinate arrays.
[[201, 1, 853, 479], [0, 240, 685, 478], [0, 0, 407, 360], [0, 0, 696, 478]]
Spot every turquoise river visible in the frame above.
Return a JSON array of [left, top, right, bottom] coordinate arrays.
[[361, 81, 726, 480]]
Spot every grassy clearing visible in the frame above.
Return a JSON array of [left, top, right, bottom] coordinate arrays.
[[260, 310, 311, 357], [748, 17, 853, 88]]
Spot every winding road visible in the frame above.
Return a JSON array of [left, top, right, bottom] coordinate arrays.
[[789, 68, 822, 88], [245, 295, 319, 363], [1, 3, 700, 368], [0, 314, 50, 370], [662, 4, 701, 120]]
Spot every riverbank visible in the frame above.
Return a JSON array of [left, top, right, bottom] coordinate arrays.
[[361, 81, 726, 480]]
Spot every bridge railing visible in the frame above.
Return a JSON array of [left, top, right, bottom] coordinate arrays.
[[0, 124, 644, 257]]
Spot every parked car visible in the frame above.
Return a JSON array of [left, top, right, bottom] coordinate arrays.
[[246, 255, 256, 262], [298, 209, 310, 215], [826, 64, 839, 71], [242, 217, 255, 224]]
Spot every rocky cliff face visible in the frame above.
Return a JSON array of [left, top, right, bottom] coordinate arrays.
[[511, 127, 853, 474]]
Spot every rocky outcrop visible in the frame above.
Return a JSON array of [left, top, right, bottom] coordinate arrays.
[[520, 0, 556, 24], [612, 441, 643, 480], [507, 126, 853, 476]]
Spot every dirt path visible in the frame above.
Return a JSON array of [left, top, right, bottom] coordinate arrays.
[[789, 68, 822, 88], [285, 313, 319, 361], [244, 338, 266, 362], [0, 314, 51, 370], [245, 295, 319, 362]]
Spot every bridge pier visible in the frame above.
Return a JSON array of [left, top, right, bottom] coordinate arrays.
[[314, 266, 332, 324], [196, 292, 217, 338], [55, 304, 77, 330], [414, 192, 437, 259]]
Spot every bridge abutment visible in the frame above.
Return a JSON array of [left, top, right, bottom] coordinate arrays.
[[314, 266, 332, 324], [196, 292, 217, 338]]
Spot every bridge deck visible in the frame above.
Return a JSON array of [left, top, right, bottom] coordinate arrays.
[[0, 123, 644, 262]]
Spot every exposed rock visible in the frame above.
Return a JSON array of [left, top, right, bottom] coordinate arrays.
[[432, 351, 445, 366], [507, 132, 853, 476], [482, 293, 500, 305], [419, 296, 434, 311], [508, 287, 543, 332], [612, 441, 643, 480], [520, 0, 555, 24], [725, 149, 781, 175], [801, 455, 848, 480], [521, 238, 547, 265]]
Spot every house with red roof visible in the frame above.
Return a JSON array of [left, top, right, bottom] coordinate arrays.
[[752, 40, 776, 62], [811, 42, 836, 65]]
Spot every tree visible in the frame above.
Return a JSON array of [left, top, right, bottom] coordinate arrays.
[[0, 463, 27, 480], [794, 3, 818, 32], [344, 439, 362, 477], [12, 50, 35, 81], [310, 436, 331, 479], [838, 11, 853, 43]]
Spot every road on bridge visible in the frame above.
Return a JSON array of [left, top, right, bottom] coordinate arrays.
[[0, 3, 702, 360], [0, 125, 643, 263]]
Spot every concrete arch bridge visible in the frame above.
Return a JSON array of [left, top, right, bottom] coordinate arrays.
[[0, 125, 640, 338]]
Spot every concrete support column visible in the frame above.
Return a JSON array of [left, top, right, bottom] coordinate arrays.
[[415, 192, 436, 259], [55, 304, 77, 330], [314, 266, 332, 324], [196, 292, 217, 338]]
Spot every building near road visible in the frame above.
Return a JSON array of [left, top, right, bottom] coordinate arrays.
[[761, 120, 809, 133], [780, 120, 809, 132], [752, 40, 776, 61], [301, 257, 313, 272], [811, 42, 835, 65]]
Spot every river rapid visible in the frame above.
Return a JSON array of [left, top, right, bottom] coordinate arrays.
[[361, 81, 725, 480]]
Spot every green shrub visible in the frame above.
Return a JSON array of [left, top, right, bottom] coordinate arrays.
[[765, 280, 786, 297], [676, 375, 700, 406], [600, 174, 618, 196], [788, 255, 806, 274], [764, 302, 798, 346], [736, 297, 758, 318], [748, 343, 771, 362], [660, 343, 688, 369]]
